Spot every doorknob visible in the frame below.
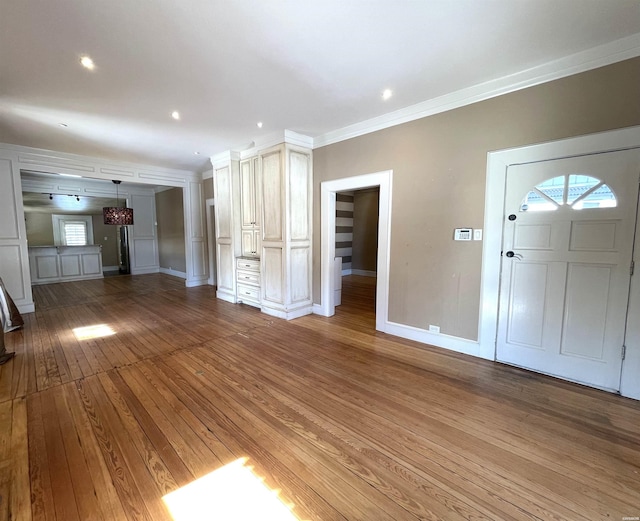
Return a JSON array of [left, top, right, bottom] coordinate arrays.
[[505, 251, 523, 260]]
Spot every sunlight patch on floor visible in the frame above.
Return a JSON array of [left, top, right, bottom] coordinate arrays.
[[163, 458, 300, 521], [72, 324, 116, 340]]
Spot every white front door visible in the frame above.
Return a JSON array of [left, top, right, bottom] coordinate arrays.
[[496, 149, 640, 391]]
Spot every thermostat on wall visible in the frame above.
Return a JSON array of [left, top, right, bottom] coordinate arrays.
[[454, 228, 472, 241]]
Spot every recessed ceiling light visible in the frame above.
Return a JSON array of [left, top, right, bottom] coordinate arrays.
[[171, 111, 180, 120], [382, 89, 393, 100], [257, 122, 263, 129], [80, 56, 95, 70], [194, 151, 200, 155]]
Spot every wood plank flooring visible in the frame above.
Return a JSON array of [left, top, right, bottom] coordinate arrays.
[[1, 274, 639, 520]]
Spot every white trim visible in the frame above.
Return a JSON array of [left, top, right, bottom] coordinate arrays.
[[2, 142, 196, 183], [130, 266, 160, 275], [102, 265, 119, 272], [261, 305, 314, 320], [17, 303, 35, 314], [384, 321, 484, 359], [320, 171, 392, 332], [481, 125, 640, 397], [341, 268, 352, 276], [312, 303, 325, 316], [159, 267, 187, 279], [313, 33, 640, 149], [185, 278, 208, 288], [239, 130, 315, 159], [351, 269, 376, 277]]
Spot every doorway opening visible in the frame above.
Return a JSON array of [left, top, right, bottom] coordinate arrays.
[[320, 170, 392, 333], [334, 188, 379, 321], [206, 198, 217, 287]]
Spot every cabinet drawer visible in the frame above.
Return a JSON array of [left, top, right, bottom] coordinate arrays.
[[237, 271, 260, 285], [236, 258, 260, 272], [237, 283, 260, 302]]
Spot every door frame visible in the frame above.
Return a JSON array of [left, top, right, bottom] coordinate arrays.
[[319, 170, 393, 332], [480, 125, 640, 362], [205, 197, 216, 286]]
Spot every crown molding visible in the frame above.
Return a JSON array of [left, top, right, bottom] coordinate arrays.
[[313, 32, 640, 149]]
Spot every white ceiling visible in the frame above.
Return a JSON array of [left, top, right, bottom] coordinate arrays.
[[1, 0, 639, 172]]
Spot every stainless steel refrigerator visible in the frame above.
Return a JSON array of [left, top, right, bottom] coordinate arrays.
[[118, 226, 131, 274]]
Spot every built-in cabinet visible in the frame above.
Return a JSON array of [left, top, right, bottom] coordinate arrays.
[[28, 245, 103, 284], [211, 132, 313, 319], [240, 156, 261, 257]]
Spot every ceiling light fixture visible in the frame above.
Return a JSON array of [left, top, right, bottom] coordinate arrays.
[[171, 111, 180, 120], [257, 122, 263, 129], [194, 151, 200, 155], [80, 56, 95, 70], [382, 89, 393, 100], [103, 180, 134, 226]]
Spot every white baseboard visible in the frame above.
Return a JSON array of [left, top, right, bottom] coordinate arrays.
[[103, 265, 120, 272], [216, 291, 236, 303], [131, 266, 160, 275], [160, 267, 187, 279], [17, 302, 35, 314], [185, 278, 208, 287], [383, 320, 487, 360], [312, 303, 331, 316], [351, 269, 377, 277], [262, 304, 313, 320], [208, 277, 215, 286], [341, 269, 352, 276]]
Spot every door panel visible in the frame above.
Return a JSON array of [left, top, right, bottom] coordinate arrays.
[[497, 149, 640, 391], [561, 263, 611, 359]]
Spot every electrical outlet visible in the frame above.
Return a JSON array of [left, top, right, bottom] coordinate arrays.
[[429, 325, 440, 334]]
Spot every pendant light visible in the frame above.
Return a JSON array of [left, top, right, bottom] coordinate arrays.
[[103, 180, 134, 225]]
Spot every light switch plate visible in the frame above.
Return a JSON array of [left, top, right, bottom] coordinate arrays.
[[473, 229, 483, 241]]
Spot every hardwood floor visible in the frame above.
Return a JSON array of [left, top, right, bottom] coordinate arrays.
[[1, 274, 639, 520]]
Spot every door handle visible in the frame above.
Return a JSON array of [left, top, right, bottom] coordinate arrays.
[[505, 251, 523, 260]]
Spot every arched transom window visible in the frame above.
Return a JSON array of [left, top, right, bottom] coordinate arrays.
[[520, 175, 617, 212]]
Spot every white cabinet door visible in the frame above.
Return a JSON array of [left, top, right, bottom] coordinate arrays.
[[240, 159, 256, 228], [497, 149, 640, 391], [240, 157, 261, 258], [241, 230, 259, 257]]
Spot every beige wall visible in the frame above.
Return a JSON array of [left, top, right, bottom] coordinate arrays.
[[156, 188, 186, 273], [203, 176, 213, 200], [313, 57, 640, 341], [25, 213, 54, 246], [352, 188, 379, 272], [92, 216, 118, 267]]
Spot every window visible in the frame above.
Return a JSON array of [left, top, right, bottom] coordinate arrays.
[[520, 175, 616, 212], [63, 222, 88, 245], [52, 214, 94, 245]]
